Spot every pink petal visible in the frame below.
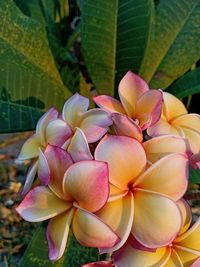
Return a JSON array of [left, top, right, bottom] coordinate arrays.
[[44, 145, 73, 200], [62, 93, 89, 129], [95, 135, 146, 190], [133, 153, 188, 201], [36, 108, 58, 146], [96, 192, 134, 254], [135, 90, 163, 130], [191, 257, 200, 267], [79, 109, 112, 143], [16, 186, 70, 222], [18, 134, 40, 160], [132, 189, 182, 248], [68, 128, 93, 162], [21, 161, 38, 196], [72, 207, 120, 248], [93, 95, 126, 114], [111, 113, 143, 142], [143, 135, 192, 163], [38, 148, 50, 185], [47, 208, 75, 261], [118, 71, 149, 118], [63, 161, 109, 212], [46, 119, 72, 147]]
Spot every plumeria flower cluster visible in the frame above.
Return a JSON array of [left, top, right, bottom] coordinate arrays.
[[16, 71, 200, 266]]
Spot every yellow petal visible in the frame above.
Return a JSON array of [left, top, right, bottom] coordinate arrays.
[[143, 135, 191, 163], [181, 127, 200, 154], [113, 242, 170, 267], [174, 246, 200, 267], [172, 114, 200, 132], [132, 189, 182, 248], [72, 208, 119, 248], [96, 192, 134, 253], [164, 249, 183, 267], [174, 218, 200, 251], [147, 118, 180, 137], [176, 199, 192, 235], [163, 92, 187, 121], [18, 134, 40, 160], [47, 208, 75, 260], [95, 135, 146, 190], [133, 153, 188, 201]]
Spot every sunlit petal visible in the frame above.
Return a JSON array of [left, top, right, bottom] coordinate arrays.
[[18, 134, 40, 160], [93, 95, 126, 114], [162, 92, 187, 121], [21, 161, 38, 196], [95, 135, 146, 190], [47, 208, 75, 261], [36, 108, 58, 146], [135, 90, 163, 129], [108, 184, 128, 202], [111, 113, 143, 142], [113, 242, 170, 267], [96, 192, 134, 253], [143, 135, 192, 163], [79, 109, 112, 143], [133, 153, 188, 201], [46, 119, 72, 146], [132, 189, 182, 248], [72, 207, 120, 248], [68, 128, 93, 162], [119, 71, 149, 118], [16, 186, 70, 222], [63, 161, 109, 212], [44, 145, 73, 200], [62, 93, 89, 129], [181, 127, 200, 154]]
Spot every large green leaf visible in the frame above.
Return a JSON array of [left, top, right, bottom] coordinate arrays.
[[140, 0, 200, 89], [20, 225, 99, 267], [0, 0, 71, 133], [81, 0, 153, 96], [166, 68, 200, 98], [189, 168, 200, 184]]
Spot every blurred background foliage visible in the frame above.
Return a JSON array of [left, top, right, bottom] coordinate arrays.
[[0, 0, 200, 266]]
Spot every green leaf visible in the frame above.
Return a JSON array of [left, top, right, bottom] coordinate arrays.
[[81, 0, 153, 96], [189, 167, 200, 184], [166, 68, 200, 98], [20, 225, 99, 267], [0, 0, 71, 133], [140, 0, 200, 89]]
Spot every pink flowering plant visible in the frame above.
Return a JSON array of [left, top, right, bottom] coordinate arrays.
[[16, 71, 200, 266]]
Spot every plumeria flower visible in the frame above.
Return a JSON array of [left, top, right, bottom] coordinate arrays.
[[62, 93, 112, 143], [16, 145, 119, 261], [112, 199, 200, 267], [82, 261, 114, 267], [94, 71, 163, 131], [148, 92, 200, 154], [18, 108, 72, 195], [94, 135, 188, 253]]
